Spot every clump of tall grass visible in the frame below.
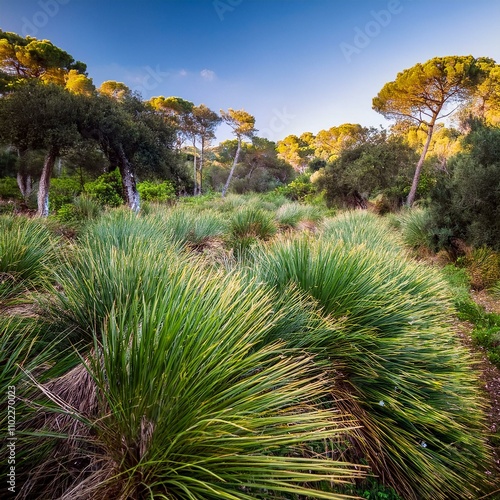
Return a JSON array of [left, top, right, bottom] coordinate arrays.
[[275, 202, 325, 229], [55, 194, 102, 226], [229, 206, 277, 259], [458, 246, 500, 291], [391, 207, 436, 253], [320, 210, 403, 253], [162, 207, 228, 249], [252, 214, 491, 499], [26, 256, 363, 499], [0, 215, 57, 302]]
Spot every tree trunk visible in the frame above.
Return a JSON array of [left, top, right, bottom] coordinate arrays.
[[192, 139, 198, 196], [117, 145, 140, 213], [36, 146, 58, 217], [221, 136, 241, 198], [406, 121, 435, 207], [16, 150, 32, 200], [199, 136, 205, 195]]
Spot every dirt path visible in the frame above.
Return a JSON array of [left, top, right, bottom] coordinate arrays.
[[455, 295, 500, 496]]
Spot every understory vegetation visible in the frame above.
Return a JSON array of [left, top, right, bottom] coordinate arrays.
[[2, 198, 499, 499]]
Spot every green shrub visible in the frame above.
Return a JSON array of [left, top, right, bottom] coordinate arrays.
[[84, 169, 123, 207], [137, 179, 176, 202], [321, 210, 403, 253], [428, 122, 500, 250], [163, 207, 228, 249], [49, 177, 82, 211], [0, 176, 21, 200], [471, 322, 500, 368], [275, 174, 316, 201]]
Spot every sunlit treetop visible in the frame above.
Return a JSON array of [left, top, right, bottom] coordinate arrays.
[[98, 80, 133, 101], [0, 30, 87, 87], [373, 55, 494, 126], [220, 108, 256, 138]]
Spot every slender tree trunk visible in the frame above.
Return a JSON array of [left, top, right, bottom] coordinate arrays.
[[406, 120, 435, 207], [192, 139, 198, 196], [37, 146, 58, 217], [117, 145, 140, 213], [221, 136, 241, 198], [199, 136, 205, 195]]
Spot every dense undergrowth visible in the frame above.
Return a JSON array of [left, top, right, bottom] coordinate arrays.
[[1, 195, 499, 499]]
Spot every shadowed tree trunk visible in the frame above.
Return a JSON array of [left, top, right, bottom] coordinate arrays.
[[36, 146, 59, 216], [16, 150, 32, 200], [117, 144, 140, 213]]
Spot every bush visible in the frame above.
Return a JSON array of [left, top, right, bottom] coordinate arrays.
[[137, 179, 176, 203], [275, 173, 316, 201], [275, 202, 325, 229], [84, 169, 123, 207], [429, 122, 500, 250], [163, 207, 228, 249], [49, 177, 82, 211], [0, 176, 21, 200]]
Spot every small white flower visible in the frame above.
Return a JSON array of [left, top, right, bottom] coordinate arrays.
[[378, 400, 385, 406], [420, 441, 427, 448]]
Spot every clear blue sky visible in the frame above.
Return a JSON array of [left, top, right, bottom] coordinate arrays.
[[2, 0, 500, 142]]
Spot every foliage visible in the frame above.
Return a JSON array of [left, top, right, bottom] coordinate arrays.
[[471, 317, 500, 368], [162, 207, 228, 249], [319, 131, 418, 209], [252, 211, 490, 500], [320, 210, 403, 253], [0, 29, 88, 86], [84, 168, 123, 207], [429, 122, 500, 250], [373, 55, 492, 205], [137, 179, 176, 202], [275, 202, 325, 229], [275, 172, 317, 201], [276, 132, 316, 173]]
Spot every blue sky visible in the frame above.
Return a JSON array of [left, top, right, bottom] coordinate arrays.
[[2, 0, 500, 142]]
